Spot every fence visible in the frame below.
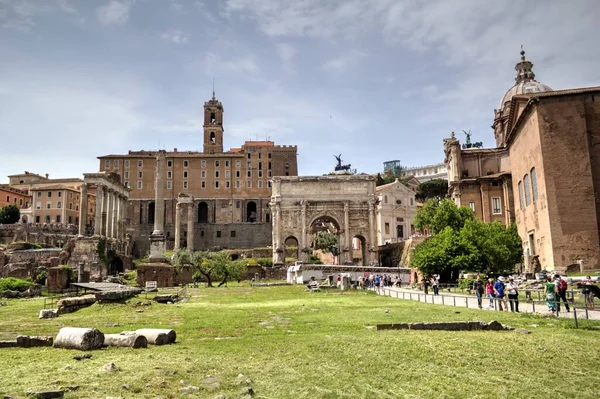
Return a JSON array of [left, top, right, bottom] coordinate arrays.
[[379, 287, 598, 329]]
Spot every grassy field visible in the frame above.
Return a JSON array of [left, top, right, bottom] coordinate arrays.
[[1, 285, 599, 399]]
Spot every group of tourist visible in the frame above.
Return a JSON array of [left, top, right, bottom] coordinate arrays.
[[356, 273, 403, 290], [472, 275, 520, 312], [422, 275, 440, 295]]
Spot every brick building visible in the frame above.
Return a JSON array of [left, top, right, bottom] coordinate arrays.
[[98, 93, 298, 256], [444, 49, 600, 272], [0, 185, 30, 210]]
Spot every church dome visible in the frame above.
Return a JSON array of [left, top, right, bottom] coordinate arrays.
[[498, 49, 552, 109]]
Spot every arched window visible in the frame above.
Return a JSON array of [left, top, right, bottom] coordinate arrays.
[[530, 167, 538, 200], [246, 201, 257, 222], [210, 132, 216, 144], [147, 202, 155, 224], [523, 174, 531, 206], [518, 181, 524, 209], [198, 202, 209, 223]]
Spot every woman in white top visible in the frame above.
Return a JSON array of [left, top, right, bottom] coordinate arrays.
[[506, 277, 519, 313], [582, 276, 595, 309]]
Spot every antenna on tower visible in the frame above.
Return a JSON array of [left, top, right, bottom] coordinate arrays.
[[212, 77, 215, 100]]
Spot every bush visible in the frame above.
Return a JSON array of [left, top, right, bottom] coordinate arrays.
[[0, 277, 35, 293], [0, 204, 20, 224], [309, 254, 323, 264], [458, 277, 478, 291], [257, 258, 273, 268]]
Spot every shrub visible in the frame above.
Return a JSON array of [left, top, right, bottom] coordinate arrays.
[[256, 258, 273, 268], [309, 254, 323, 264], [0, 277, 35, 293]]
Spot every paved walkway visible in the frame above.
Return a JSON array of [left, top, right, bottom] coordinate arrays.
[[375, 286, 600, 321]]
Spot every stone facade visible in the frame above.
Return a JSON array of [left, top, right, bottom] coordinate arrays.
[[136, 264, 175, 288], [270, 175, 378, 265], [375, 179, 418, 244], [444, 49, 600, 272], [98, 93, 297, 256]]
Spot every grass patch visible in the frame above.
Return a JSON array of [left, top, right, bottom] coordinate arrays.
[[0, 286, 599, 398]]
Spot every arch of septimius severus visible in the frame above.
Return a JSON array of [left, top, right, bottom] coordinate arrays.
[[270, 175, 378, 266]]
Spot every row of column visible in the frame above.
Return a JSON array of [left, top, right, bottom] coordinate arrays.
[[173, 200, 196, 251], [84, 184, 127, 239]]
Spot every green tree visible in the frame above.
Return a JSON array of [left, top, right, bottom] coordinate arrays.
[[414, 199, 473, 234], [172, 249, 247, 287], [315, 231, 338, 252], [415, 179, 449, 202], [0, 204, 20, 224]]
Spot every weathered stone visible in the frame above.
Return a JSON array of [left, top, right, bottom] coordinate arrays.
[[25, 390, 64, 399], [39, 309, 58, 319], [53, 327, 104, 351], [486, 320, 504, 331], [104, 333, 148, 349], [515, 328, 532, 334], [56, 295, 96, 314], [0, 340, 17, 348], [153, 294, 179, 303], [180, 386, 200, 394], [201, 376, 220, 390], [102, 362, 120, 372], [16, 335, 53, 347], [376, 323, 409, 331], [239, 387, 255, 397], [135, 328, 176, 344]]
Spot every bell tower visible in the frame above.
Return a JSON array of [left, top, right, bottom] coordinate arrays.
[[203, 89, 224, 153]]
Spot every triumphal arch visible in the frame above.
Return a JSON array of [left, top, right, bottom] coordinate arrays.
[[270, 175, 378, 266]]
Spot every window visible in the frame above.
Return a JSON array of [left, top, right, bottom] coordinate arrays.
[[56, 215, 61, 223], [246, 180, 252, 188], [183, 181, 188, 189], [167, 160, 172, 167], [531, 167, 538, 200], [138, 171, 143, 178], [19, 198, 23, 206], [114, 160, 120, 167], [58, 191, 62, 198], [247, 153, 251, 159], [268, 181, 272, 188], [258, 171, 263, 178], [236, 170, 240, 178], [225, 170, 230, 178], [247, 161, 251, 169], [258, 181, 263, 188], [247, 171, 252, 178], [37, 192, 41, 198], [236, 181, 240, 188], [167, 181, 172, 189], [125, 181, 130, 188], [523, 174, 531, 205], [258, 153, 262, 159], [124, 171, 129, 179], [138, 160, 143, 167], [215, 160, 220, 167], [57, 201, 62, 209], [46, 202, 51, 209], [410, 198, 414, 206], [68, 216, 72, 224], [225, 160, 230, 167], [215, 181, 219, 189], [69, 202, 72, 210], [105, 160, 110, 168], [36, 201, 41, 210], [226, 181, 230, 188], [469, 202, 475, 212], [236, 200, 241, 209], [216, 231, 221, 238], [258, 162, 262, 170], [201, 181, 206, 188], [215, 171, 220, 178], [385, 223, 390, 234], [518, 181, 524, 209], [137, 181, 143, 189], [125, 160, 130, 168], [492, 197, 501, 214], [167, 171, 172, 179], [200, 230, 204, 237], [266, 213, 271, 223], [231, 230, 236, 238], [201, 160, 206, 168], [236, 160, 241, 167], [183, 160, 189, 167], [384, 195, 388, 204], [268, 162, 272, 170], [47, 192, 52, 198], [268, 170, 272, 177], [183, 171, 188, 178], [5, 195, 8, 202], [268, 153, 272, 159]]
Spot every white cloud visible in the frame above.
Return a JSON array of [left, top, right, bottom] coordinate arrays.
[[203, 52, 259, 75], [96, 0, 133, 26], [322, 50, 366, 72], [161, 29, 189, 44]]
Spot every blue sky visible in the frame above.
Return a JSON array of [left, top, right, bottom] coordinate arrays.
[[1, 0, 599, 182]]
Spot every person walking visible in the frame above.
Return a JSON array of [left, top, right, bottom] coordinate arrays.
[[432, 275, 439, 296], [581, 275, 596, 309], [473, 275, 484, 309], [545, 276, 557, 313], [506, 277, 519, 313], [486, 278, 495, 309], [554, 274, 570, 313], [494, 276, 507, 311], [423, 277, 430, 295]]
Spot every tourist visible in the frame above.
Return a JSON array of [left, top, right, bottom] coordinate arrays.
[[423, 276, 430, 295], [473, 275, 484, 309], [581, 275, 595, 309], [395, 276, 403, 288], [432, 275, 439, 295], [506, 277, 519, 313], [374, 274, 381, 292], [486, 278, 495, 309], [493, 276, 507, 311], [545, 276, 557, 313], [554, 274, 570, 313], [336, 274, 341, 288]]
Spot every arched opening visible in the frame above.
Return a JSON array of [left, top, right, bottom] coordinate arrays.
[[21, 215, 28, 224], [210, 131, 216, 143], [108, 257, 124, 276], [352, 235, 367, 266], [246, 201, 257, 222], [198, 202, 209, 223], [284, 236, 299, 261], [147, 202, 155, 224], [309, 215, 341, 265]]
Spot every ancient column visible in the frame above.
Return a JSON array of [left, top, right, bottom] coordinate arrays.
[[78, 183, 88, 237], [368, 199, 376, 265], [106, 189, 114, 239], [174, 201, 181, 250], [344, 201, 350, 264], [94, 185, 104, 236], [272, 202, 282, 265], [114, 194, 121, 239], [187, 200, 195, 251], [149, 150, 168, 262], [300, 201, 308, 262]]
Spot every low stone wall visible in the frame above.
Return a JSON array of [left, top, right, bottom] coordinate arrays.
[[137, 264, 175, 287], [376, 320, 513, 331], [0, 335, 53, 348], [48, 266, 72, 292], [57, 294, 97, 314]]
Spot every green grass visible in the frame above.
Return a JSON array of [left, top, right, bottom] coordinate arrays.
[[1, 285, 599, 398]]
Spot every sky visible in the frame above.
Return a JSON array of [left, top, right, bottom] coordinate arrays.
[[1, 0, 600, 182]]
